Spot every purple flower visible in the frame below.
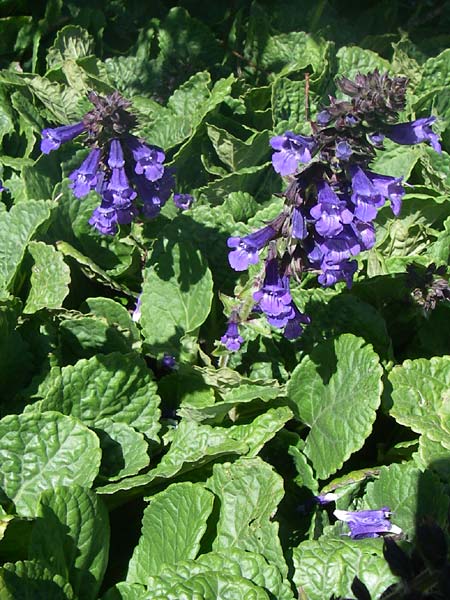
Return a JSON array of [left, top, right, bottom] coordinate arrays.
[[315, 492, 338, 505], [365, 169, 404, 216], [283, 304, 310, 339], [41, 122, 85, 154], [318, 227, 361, 265], [173, 193, 194, 210], [352, 220, 376, 250], [335, 140, 352, 160], [318, 260, 358, 288], [317, 110, 332, 126], [227, 225, 277, 271], [107, 139, 125, 168], [292, 207, 308, 239], [0, 181, 5, 192], [334, 507, 402, 540], [68, 148, 101, 198], [103, 167, 137, 209], [386, 116, 441, 153], [350, 166, 386, 222], [310, 182, 354, 237], [127, 136, 165, 181], [221, 319, 244, 351], [369, 132, 385, 147], [89, 202, 119, 236], [253, 259, 293, 322], [162, 354, 177, 369], [135, 170, 175, 219], [270, 131, 315, 176], [132, 295, 142, 322]]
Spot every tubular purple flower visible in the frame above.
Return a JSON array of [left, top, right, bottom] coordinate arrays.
[[319, 228, 361, 265], [227, 224, 277, 271], [334, 507, 402, 539], [135, 170, 175, 219], [89, 202, 119, 236], [318, 260, 358, 288], [292, 207, 308, 240], [310, 182, 354, 237], [103, 167, 137, 208], [350, 166, 385, 222], [127, 136, 165, 181], [173, 193, 194, 210], [386, 116, 441, 153], [364, 169, 404, 216], [221, 319, 244, 352], [335, 140, 352, 160], [41, 122, 85, 154], [253, 259, 293, 318], [69, 148, 101, 198], [108, 139, 125, 168], [270, 131, 315, 176], [283, 304, 311, 339]]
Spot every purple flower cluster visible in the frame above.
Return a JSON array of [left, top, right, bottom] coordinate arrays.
[[222, 72, 442, 348], [40, 92, 182, 235]]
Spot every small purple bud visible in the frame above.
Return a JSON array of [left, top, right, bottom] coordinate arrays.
[[108, 139, 125, 169], [335, 140, 352, 161], [220, 319, 244, 352], [162, 353, 177, 369], [317, 110, 332, 126], [173, 193, 194, 210]]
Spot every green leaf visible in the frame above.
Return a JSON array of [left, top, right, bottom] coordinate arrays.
[[46, 25, 95, 70], [361, 462, 449, 538], [146, 570, 270, 599], [228, 407, 293, 457], [287, 334, 383, 479], [94, 419, 150, 481], [0, 411, 100, 516], [414, 435, 450, 483], [414, 48, 450, 98], [0, 560, 74, 599], [0, 200, 53, 292], [206, 124, 270, 171], [96, 420, 248, 496], [58, 315, 133, 362], [141, 240, 213, 354], [336, 46, 391, 83], [208, 457, 288, 578], [370, 139, 421, 179], [83, 297, 140, 343], [34, 352, 161, 441], [127, 482, 214, 583], [389, 356, 450, 448], [259, 31, 330, 75], [24, 242, 70, 313], [29, 486, 109, 600], [293, 538, 398, 600], [102, 582, 147, 600]]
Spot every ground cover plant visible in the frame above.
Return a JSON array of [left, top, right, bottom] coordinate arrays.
[[0, 1, 449, 598]]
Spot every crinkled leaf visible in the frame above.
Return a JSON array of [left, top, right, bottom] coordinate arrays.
[[293, 538, 398, 600], [34, 352, 161, 440], [389, 356, 450, 448], [0, 200, 52, 292], [29, 486, 109, 600], [0, 560, 74, 599], [361, 462, 449, 538], [46, 26, 95, 70], [96, 419, 248, 495], [287, 334, 383, 479], [24, 242, 70, 313], [127, 482, 214, 583], [141, 240, 213, 354], [0, 411, 101, 516], [208, 457, 288, 578], [83, 297, 140, 343], [94, 419, 150, 481]]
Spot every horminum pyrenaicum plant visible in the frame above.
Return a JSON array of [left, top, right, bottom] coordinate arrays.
[[0, 5, 449, 599]]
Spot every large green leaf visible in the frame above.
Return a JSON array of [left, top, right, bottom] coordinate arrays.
[[0, 560, 74, 600], [208, 458, 288, 578], [293, 538, 398, 600], [140, 240, 213, 354], [0, 200, 53, 292], [389, 356, 450, 448], [24, 242, 70, 313], [287, 334, 383, 479], [46, 25, 95, 70], [34, 352, 161, 440], [127, 482, 214, 584], [29, 486, 109, 600], [0, 411, 100, 516], [361, 462, 449, 538]]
